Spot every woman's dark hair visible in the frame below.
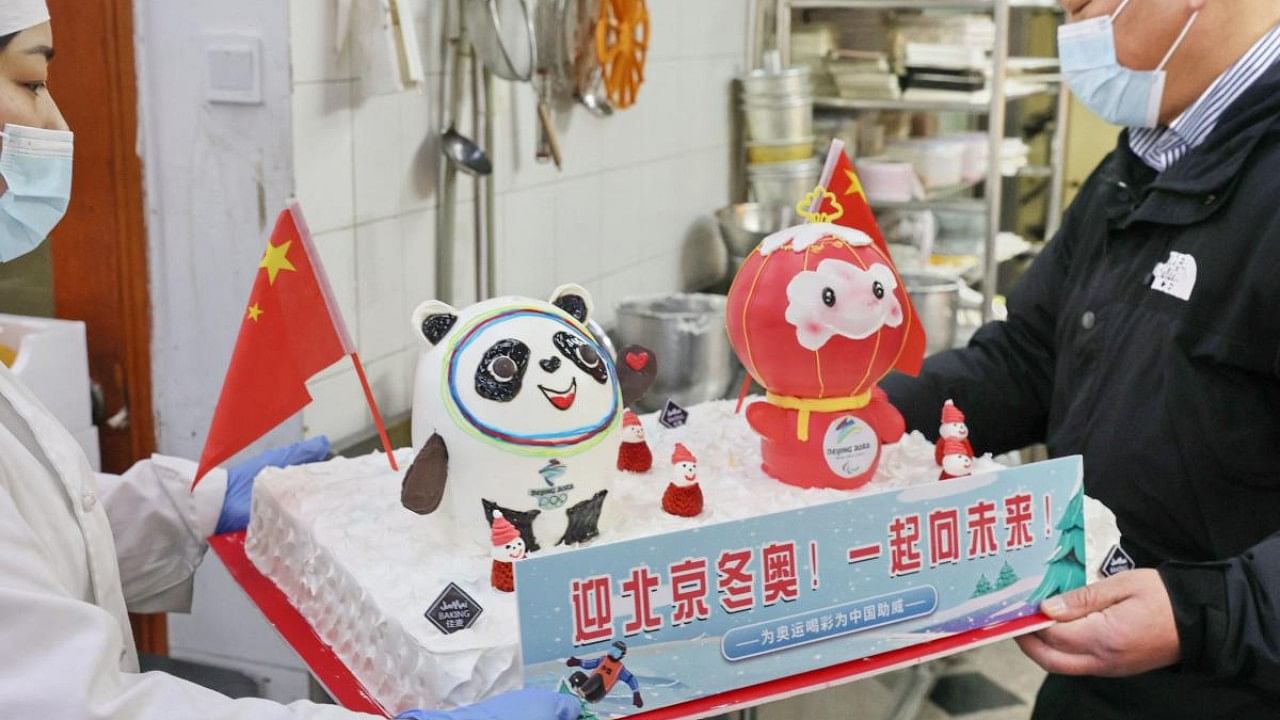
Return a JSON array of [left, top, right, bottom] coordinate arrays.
[[0, 33, 15, 51]]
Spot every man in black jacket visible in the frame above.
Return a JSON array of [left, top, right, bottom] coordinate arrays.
[[882, 0, 1280, 717]]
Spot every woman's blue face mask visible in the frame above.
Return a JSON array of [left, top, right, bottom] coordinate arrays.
[[1058, 0, 1200, 128], [0, 123, 73, 263]]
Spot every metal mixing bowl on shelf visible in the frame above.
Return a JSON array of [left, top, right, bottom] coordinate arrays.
[[714, 202, 796, 257], [901, 271, 963, 356], [614, 293, 736, 413]]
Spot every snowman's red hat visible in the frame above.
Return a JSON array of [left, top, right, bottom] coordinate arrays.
[[941, 399, 966, 425], [671, 443, 696, 465], [623, 410, 641, 428], [491, 510, 520, 546]]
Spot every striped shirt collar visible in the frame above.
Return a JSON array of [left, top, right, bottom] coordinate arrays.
[[1129, 23, 1280, 172]]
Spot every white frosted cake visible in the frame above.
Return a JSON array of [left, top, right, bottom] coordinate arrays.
[[245, 399, 1119, 713], [245, 283, 1120, 714]]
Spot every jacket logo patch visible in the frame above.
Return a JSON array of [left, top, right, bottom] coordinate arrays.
[[1149, 251, 1197, 301], [1100, 544, 1136, 577]]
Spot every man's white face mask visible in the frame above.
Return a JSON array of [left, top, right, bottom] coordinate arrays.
[[1058, 0, 1200, 128]]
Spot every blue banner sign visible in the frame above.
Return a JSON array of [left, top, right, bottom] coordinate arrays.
[[516, 457, 1085, 718]]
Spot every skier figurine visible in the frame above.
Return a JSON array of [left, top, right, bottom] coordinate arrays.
[[490, 509, 526, 593], [939, 437, 974, 481], [935, 399, 974, 466], [616, 410, 653, 472], [662, 443, 703, 517], [566, 641, 644, 708]]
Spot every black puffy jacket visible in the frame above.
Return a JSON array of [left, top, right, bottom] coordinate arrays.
[[883, 62, 1280, 719]]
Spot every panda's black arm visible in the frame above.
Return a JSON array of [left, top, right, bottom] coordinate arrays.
[[401, 433, 449, 514]]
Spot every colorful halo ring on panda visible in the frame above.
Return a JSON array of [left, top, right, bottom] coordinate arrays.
[[441, 304, 622, 457]]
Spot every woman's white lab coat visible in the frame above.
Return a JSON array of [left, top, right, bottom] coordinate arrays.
[[0, 363, 377, 718]]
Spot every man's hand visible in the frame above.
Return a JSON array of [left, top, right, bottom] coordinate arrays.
[[1016, 569, 1181, 676]]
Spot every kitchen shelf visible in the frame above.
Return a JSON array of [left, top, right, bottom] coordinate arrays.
[[816, 83, 1052, 113], [868, 177, 986, 212], [1016, 164, 1053, 178], [874, 196, 989, 212], [767, 0, 1070, 321], [788, 0, 1059, 8]]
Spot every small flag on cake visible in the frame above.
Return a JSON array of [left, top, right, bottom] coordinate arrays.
[[807, 142, 927, 374], [194, 201, 397, 485]]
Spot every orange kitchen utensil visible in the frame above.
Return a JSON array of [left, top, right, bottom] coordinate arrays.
[[595, 0, 649, 109]]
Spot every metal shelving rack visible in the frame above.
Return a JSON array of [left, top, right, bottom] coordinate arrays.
[[773, 0, 1068, 321]]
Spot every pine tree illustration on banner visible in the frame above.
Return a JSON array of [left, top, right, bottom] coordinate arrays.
[[972, 574, 993, 598], [1027, 490, 1086, 604], [995, 561, 1020, 590]]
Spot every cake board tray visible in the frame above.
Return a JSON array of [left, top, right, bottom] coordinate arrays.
[[211, 531, 1055, 720]]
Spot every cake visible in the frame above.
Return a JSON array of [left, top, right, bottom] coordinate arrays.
[[245, 399, 1051, 713]]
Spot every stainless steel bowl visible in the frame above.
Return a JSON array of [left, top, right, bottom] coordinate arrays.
[[741, 66, 814, 97], [715, 203, 796, 256], [614, 293, 735, 413], [901, 272, 962, 356], [741, 95, 814, 142], [747, 158, 820, 209]]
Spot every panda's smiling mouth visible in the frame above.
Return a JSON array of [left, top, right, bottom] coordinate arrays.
[[538, 377, 578, 411]]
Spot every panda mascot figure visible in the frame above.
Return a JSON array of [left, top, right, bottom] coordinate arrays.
[[401, 284, 656, 553]]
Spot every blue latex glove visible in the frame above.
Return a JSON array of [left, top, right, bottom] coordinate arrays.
[[214, 436, 331, 535], [394, 690, 582, 720]]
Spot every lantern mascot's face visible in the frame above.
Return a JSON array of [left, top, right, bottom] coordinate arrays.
[[401, 284, 656, 554]]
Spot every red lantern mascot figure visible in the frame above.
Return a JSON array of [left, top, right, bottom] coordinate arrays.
[[726, 141, 927, 490]]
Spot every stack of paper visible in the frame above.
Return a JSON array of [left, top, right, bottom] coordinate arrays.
[[902, 42, 989, 71], [826, 50, 900, 100], [792, 23, 839, 95]]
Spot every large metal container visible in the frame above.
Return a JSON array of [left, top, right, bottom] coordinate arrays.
[[747, 158, 819, 208], [614, 293, 736, 413], [741, 95, 813, 142], [901, 272, 962, 356], [741, 66, 813, 97]]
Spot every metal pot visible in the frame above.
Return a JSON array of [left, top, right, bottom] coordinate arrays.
[[614, 293, 736, 413], [901, 272, 961, 356], [741, 66, 814, 97], [747, 158, 819, 208], [740, 94, 814, 142], [745, 137, 816, 164]]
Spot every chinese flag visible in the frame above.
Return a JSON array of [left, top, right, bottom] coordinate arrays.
[[814, 140, 928, 376], [194, 203, 355, 485]]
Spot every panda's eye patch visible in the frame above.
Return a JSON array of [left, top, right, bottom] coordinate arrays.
[[475, 339, 530, 402], [553, 332, 609, 385]]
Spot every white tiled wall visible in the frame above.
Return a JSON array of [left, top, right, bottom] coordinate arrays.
[[291, 0, 745, 444]]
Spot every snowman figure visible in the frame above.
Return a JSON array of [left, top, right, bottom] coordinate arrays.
[[490, 510, 527, 593], [939, 437, 974, 481], [662, 443, 704, 517], [616, 411, 653, 472], [935, 399, 974, 466]]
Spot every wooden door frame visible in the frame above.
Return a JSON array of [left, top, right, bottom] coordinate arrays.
[[48, 0, 165, 655]]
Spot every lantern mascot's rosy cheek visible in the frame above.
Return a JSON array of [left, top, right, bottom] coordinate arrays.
[[726, 142, 926, 491]]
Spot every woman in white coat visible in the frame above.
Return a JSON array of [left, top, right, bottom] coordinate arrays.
[[0, 3, 578, 719]]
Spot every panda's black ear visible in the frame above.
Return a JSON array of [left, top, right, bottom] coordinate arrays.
[[411, 300, 458, 346], [550, 283, 593, 324]]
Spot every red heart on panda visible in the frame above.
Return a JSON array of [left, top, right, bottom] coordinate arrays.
[[624, 351, 650, 371]]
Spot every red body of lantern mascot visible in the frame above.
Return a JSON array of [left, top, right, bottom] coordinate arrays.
[[726, 143, 926, 490]]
